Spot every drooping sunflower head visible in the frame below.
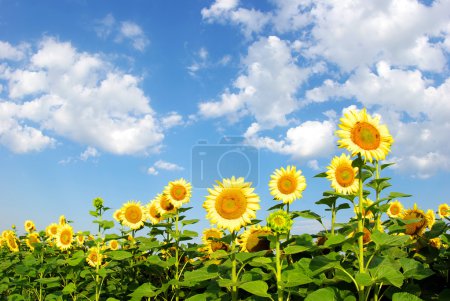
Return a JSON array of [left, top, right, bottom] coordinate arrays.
[[24, 220, 36, 233], [438, 203, 449, 219], [238, 225, 272, 253], [113, 209, 123, 223], [146, 200, 163, 225], [46, 223, 59, 239], [6, 233, 19, 252], [164, 178, 192, 208], [109, 239, 120, 251], [59, 215, 67, 225], [336, 108, 393, 162], [26, 233, 40, 251], [201, 228, 223, 245], [269, 166, 306, 204], [56, 224, 74, 251], [86, 247, 103, 267], [387, 200, 404, 218], [200, 228, 228, 254], [326, 154, 359, 195], [203, 176, 261, 232], [402, 204, 428, 237], [426, 209, 435, 230], [76, 233, 85, 246], [354, 198, 374, 220], [267, 210, 293, 234], [121, 201, 146, 230]]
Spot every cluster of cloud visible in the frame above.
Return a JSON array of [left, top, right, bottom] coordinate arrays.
[[147, 159, 184, 175], [95, 13, 149, 52], [0, 37, 181, 155], [199, 0, 450, 178], [187, 47, 232, 77]]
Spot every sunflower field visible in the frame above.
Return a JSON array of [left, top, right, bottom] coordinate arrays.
[[1, 108, 449, 301]]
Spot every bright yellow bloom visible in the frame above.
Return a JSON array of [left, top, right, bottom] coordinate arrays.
[[269, 166, 306, 204], [146, 200, 163, 224], [203, 176, 260, 232], [6, 233, 19, 252], [387, 200, 404, 218], [26, 233, 40, 251], [56, 224, 74, 251], [2, 230, 14, 240], [336, 108, 393, 162], [438, 203, 449, 219], [402, 204, 432, 237], [45, 223, 59, 239], [201, 228, 223, 245], [113, 209, 123, 223], [86, 247, 103, 267], [429, 237, 442, 249], [163, 178, 192, 208], [76, 233, 85, 246], [200, 228, 227, 254], [238, 225, 272, 253], [59, 215, 67, 225], [326, 154, 359, 195], [153, 193, 177, 216], [426, 209, 435, 230], [108, 240, 119, 250], [121, 201, 146, 230], [24, 220, 36, 233]]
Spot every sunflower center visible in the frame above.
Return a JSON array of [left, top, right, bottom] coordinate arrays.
[[60, 231, 71, 245], [149, 205, 161, 219], [246, 231, 270, 252], [160, 197, 175, 211], [210, 241, 228, 252], [277, 175, 297, 194], [216, 188, 248, 219], [171, 185, 187, 201], [390, 205, 400, 215], [441, 207, 448, 216], [274, 216, 285, 226], [351, 122, 381, 150], [125, 206, 142, 223], [335, 165, 355, 187], [51, 227, 58, 235]]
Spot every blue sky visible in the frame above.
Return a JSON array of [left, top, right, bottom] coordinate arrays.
[[1, 0, 449, 235]]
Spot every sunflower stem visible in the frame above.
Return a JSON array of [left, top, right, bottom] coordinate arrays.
[[231, 231, 238, 301], [374, 161, 382, 232], [357, 157, 366, 301], [331, 201, 336, 236], [276, 233, 283, 301], [175, 213, 180, 301]]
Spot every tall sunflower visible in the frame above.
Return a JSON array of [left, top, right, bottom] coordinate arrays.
[[56, 224, 74, 251], [326, 154, 359, 195], [238, 225, 272, 253], [86, 247, 103, 267], [438, 203, 449, 219], [6, 233, 19, 252], [153, 193, 177, 216], [121, 201, 146, 230], [113, 209, 123, 223], [387, 200, 404, 218], [269, 166, 306, 204], [164, 178, 192, 208], [45, 223, 59, 239], [336, 108, 393, 162], [203, 176, 260, 232], [26, 233, 40, 251], [146, 200, 163, 224], [24, 220, 36, 233]]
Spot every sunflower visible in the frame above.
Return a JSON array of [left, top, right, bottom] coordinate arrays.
[[387, 200, 404, 218], [269, 166, 306, 204], [402, 204, 431, 237], [56, 224, 74, 251], [201, 228, 223, 245], [238, 225, 272, 253], [46, 223, 59, 239], [153, 193, 178, 216], [200, 228, 228, 254], [354, 198, 374, 220], [164, 178, 192, 208], [26, 233, 40, 251], [76, 233, 85, 246], [146, 200, 163, 224], [203, 176, 261, 232], [426, 209, 435, 230], [121, 201, 146, 230], [336, 108, 393, 162], [438, 203, 449, 219], [6, 233, 19, 252], [326, 154, 359, 195], [86, 247, 103, 267], [267, 210, 293, 234], [109, 239, 119, 250], [113, 209, 123, 223], [59, 215, 67, 225], [429, 237, 442, 249], [2, 230, 14, 240], [24, 220, 36, 233]]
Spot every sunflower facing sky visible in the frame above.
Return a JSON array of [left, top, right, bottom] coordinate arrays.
[[438, 203, 449, 219], [238, 225, 272, 253], [387, 200, 404, 218], [203, 176, 260, 232], [153, 193, 178, 216], [147, 200, 163, 225], [121, 201, 146, 230], [24, 220, 36, 233], [56, 224, 74, 251], [45, 223, 59, 239], [326, 154, 359, 195], [86, 247, 103, 268], [336, 108, 394, 162], [163, 178, 192, 208], [269, 166, 307, 204], [6, 233, 19, 252]]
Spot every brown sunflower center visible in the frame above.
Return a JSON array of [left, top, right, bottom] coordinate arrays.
[[160, 196, 175, 211], [403, 211, 426, 236], [60, 230, 72, 245], [125, 206, 142, 223], [440, 207, 448, 216], [90, 253, 98, 262], [277, 175, 297, 194], [171, 185, 187, 201], [335, 165, 355, 187], [351, 121, 381, 150], [390, 205, 400, 215], [111, 241, 118, 249], [216, 188, 248, 219], [51, 227, 58, 235], [210, 241, 229, 252], [246, 231, 271, 252]]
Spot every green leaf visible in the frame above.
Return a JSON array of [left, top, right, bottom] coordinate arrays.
[[399, 258, 434, 280], [182, 266, 218, 284], [381, 162, 395, 170], [336, 203, 351, 211], [284, 245, 311, 255], [305, 287, 336, 301], [388, 192, 412, 199], [371, 231, 411, 248], [267, 203, 285, 211], [282, 269, 313, 287], [355, 272, 373, 286], [62, 283, 76, 294], [392, 292, 423, 301], [314, 171, 328, 178], [129, 283, 158, 300], [324, 234, 347, 247], [106, 298, 121, 301], [315, 197, 337, 208], [291, 210, 321, 221], [35, 277, 60, 284], [181, 230, 198, 238], [235, 250, 267, 263], [108, 250, 133, 260], [373, 266, 404, 288], [239, 280, 271, 298], [309, 253, 340, 274], [181, 219, 199, 226]]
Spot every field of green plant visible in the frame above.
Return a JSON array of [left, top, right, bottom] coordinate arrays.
[[1, 108, 449, 301]]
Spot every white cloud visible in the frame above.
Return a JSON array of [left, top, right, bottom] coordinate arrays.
[[94, 13, 115, 39], [307, 159, 320, 171], [0, 37, 169, 154], [80, 147, 100, 161], [0, 41, 29, 61], [147, 166, 158, 175], [147, 159, 184, 175], [161, 112, 184, 129], [199, 36, 307, 128]]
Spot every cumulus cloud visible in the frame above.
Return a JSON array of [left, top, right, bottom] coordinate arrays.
[[147, 159, 184, 175], [0, 37, 180, 155], [0, 41, 29, 61], [80, 147, 100, 161]]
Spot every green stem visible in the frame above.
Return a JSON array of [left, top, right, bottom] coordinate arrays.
[[175, 213, 180, 301], [331, 202, 336, 235], [375, 161, 382, 231], [357, 157, 365, 301], [276, 234, 283, 301], [231, 231, 238, 301]]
